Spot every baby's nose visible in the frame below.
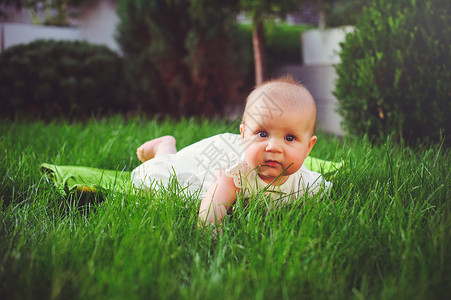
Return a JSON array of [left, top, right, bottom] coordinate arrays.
[[265, 138, 282, 152]]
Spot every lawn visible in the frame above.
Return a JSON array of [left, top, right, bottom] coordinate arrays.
[[1, 117, 449, 299]]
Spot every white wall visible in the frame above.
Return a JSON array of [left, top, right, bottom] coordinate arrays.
[[0, 0, 119, 52], [1, 23, 81, 51], [300, 26, 354, 136], [302, 26, 354, 66], [78, 0, 119, 52]]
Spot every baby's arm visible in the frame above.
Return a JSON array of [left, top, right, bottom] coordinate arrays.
[[198, 170, 240, 226]]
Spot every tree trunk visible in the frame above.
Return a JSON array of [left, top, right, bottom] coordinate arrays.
[[252, 19, 265, 86], [318, 0, 326, 29], [318, 9, 326, 29]]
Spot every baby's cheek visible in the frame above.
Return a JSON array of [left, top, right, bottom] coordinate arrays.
[[244, 147, 258, 167], [286, 157, 303, 173]]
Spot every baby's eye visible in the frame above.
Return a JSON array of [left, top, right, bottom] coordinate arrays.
[[257, 131, 268, 138], [285, 135, 296, 142]]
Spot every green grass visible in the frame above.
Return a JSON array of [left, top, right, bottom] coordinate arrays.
[[1, 116, 450, 299]]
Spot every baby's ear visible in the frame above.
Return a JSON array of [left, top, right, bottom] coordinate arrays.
[[306, 135, 317, 157], [240, 124, 245, 139]]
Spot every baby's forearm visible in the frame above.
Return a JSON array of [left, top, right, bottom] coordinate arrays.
[[198, 201, 229, 225], [198, 174, 238, 226]]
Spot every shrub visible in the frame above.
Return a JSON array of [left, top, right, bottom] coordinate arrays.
[[116, 0, 245, 117], [0, 40, 128, 119], [334, 0, 451, 144]]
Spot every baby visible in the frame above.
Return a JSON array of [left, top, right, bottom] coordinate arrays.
[[131, 76, 329, 225]]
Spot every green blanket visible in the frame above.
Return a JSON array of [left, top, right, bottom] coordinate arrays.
[[303, 156, 343, 175], [40, 157, 343, 197], [40, 163, 132, 196]]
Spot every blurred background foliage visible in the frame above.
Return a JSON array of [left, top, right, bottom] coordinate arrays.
[[0, 40, 128, 120], [0, 21, 310, 120], [334, 0, 451, 145], [0, 0, 91, 25], [116, 0, 245, 117], [1, 0, 448, 145], [316, 0, 372, 28]]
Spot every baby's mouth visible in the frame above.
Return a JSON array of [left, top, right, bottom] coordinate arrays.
[[263, 160, 281, 167]]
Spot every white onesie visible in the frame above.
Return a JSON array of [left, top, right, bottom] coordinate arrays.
[[131, 133, 330, 202]]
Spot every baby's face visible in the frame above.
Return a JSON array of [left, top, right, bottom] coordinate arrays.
[[240, 97, 316, 185]]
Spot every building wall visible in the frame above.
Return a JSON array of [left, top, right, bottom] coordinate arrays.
[[302, 26, 353, 136], [78, 0, 119, 52], [1, 22, 81, 51], [0, 0, 119, 52]]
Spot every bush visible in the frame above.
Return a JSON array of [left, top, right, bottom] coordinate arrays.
[[334, 0, 451, 144], [0, 40, 128, 119], [116, 0, 245, 117]]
